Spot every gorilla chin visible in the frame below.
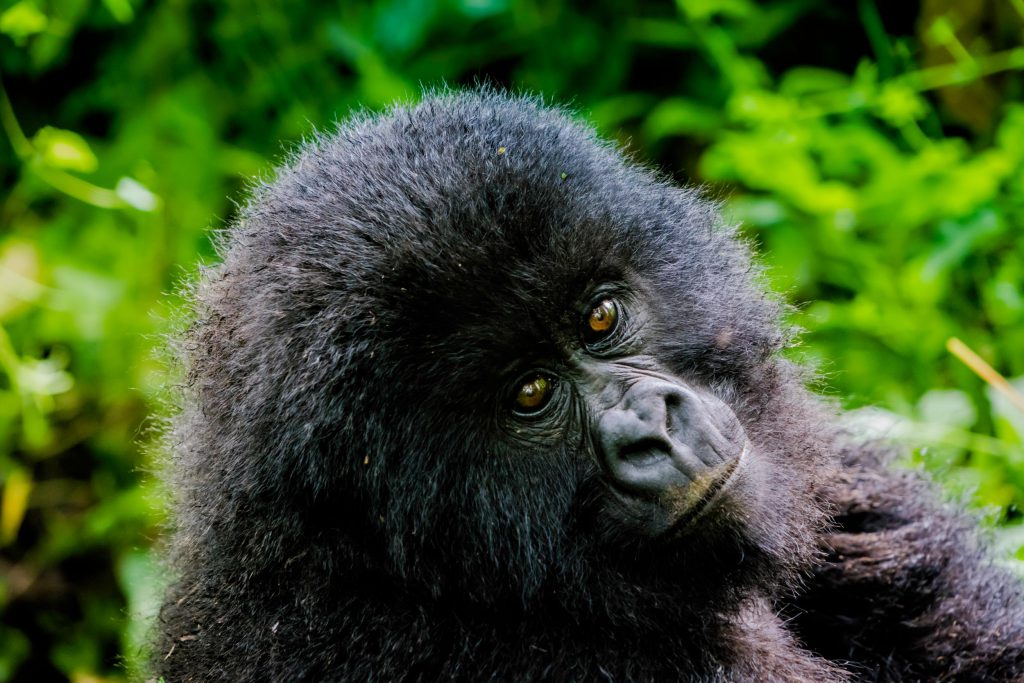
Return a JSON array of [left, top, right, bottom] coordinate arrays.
[[154, 89, 1024, 683]]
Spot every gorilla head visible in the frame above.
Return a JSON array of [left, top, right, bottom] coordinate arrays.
[[158, 90, 853, 680]]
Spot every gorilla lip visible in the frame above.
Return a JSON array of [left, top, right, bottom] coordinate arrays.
[[660, 443, 748, 538]]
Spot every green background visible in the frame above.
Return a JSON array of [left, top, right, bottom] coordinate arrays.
[[1, 0, 1023, 680]]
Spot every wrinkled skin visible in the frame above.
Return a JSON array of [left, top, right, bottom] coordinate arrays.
[[153, 90, 1024, 682]]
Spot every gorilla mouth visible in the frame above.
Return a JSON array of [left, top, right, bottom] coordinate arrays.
[[660, 444, 748, 539]]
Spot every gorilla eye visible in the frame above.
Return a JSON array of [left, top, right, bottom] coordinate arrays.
[[584, 299, 618, 340], [514, 375, 553, 414]]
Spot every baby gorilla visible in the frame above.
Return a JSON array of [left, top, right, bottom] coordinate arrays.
[[154, 90, 1024, 682]]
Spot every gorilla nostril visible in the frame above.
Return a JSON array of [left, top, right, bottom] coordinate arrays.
[[617, 438, 671, 467], [664, 391, 683, 412], [664, 392, 685, 435]]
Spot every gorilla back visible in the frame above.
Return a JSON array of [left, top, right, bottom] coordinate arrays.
[[155, 90, 1024, 682]]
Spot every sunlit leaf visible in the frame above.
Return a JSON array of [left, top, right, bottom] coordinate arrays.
[[918, 389, 977, 430], [33, 127, 98, 173], [1, 467, 32, 546], [779, 67, 850, 97], [988, 376, 1024, 445], [644, 97, 723, 141], [115, 177, 160, 212], [676, 0, 755, 21], [19, 357, 73, 397], [117, 547, 167, 676], [0, 1, 47, 44], [0, 240, 43, 321], [873, 82, 927, 125], [102, 0, 134, 23]]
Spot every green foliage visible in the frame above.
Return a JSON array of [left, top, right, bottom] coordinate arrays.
[[0, 0, 1022, 679]]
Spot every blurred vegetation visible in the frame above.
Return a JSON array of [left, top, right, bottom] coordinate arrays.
[[0, 0, 1022, 680]]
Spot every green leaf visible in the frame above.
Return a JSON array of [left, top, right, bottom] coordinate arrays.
[[873, 82, 927, 125], [987, 376, 1024, 445], [779, 67, 850, 97], [102, 0, 134, 23], [18, 356, 73, 397], [117, 549, 166, 676], [115, 177, 160, 212], [0, 626, 29, 682], [32, 127, 98, 173], [0, 1, 47, 44], [1, 467, 32, 546], [676, 0, 755, 21], [918, 389, 977, 430], [643, 97, 724, 141]]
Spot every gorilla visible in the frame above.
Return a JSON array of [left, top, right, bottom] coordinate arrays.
[[154, 90, 1024, 682]]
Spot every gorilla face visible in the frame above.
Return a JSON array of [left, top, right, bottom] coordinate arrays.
[[489, 285, 752, 537], [184, 90, 826, 617], [347, 195, 794, 611]]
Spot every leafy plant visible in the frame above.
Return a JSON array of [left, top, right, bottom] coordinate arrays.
[[0, 0, 1021, 679]]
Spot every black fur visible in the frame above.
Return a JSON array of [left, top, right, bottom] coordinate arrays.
[[154, 89, 1024, 682]]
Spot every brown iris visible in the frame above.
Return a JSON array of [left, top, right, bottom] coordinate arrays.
[[515, 376, 552, 413], [586, 299, 618, 338]]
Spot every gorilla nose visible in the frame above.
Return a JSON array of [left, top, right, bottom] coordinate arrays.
[[597, 379, 740, 497]]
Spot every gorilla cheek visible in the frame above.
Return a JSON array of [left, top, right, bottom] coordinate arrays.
[[595, 376, 750, 530]]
